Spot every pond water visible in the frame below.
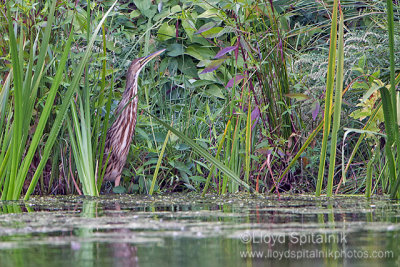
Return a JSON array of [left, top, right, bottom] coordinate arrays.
[[0, 193, 398, 267]]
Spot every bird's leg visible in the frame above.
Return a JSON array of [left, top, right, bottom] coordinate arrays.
[[115, 175, 121, 187]]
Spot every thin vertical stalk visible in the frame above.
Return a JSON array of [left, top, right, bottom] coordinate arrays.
[[365, 143, 378, 198], [245, 100, 251, 185]]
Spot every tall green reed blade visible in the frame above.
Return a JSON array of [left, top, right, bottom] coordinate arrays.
[[380, 87, 397, 195], [68, 98, 97, 196], [385, 0, 400, 198], [326, 8, 344, 197], [386, 0, 397, 129], [145, 111, 258, 195], [0, 71, 12, 174], [96, 24, 113, 190], [365, 141, 379, 198], [315, 0, 339, 197], [6, 2, 24, 199], [202, 119, 231, 197], [24, 1, 117, 200], [5, 0, 57, 199], [14, 30, 72, 200], [228, 116, 242, 193], [0, 122, 11, 192], [97, 68, 113, 190], [149, 126, 172, 195], [67, 0, 98, 196]]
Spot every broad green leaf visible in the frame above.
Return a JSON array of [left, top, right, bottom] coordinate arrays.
[[284, 93, 310, 101], [198, 9, 222, 18], [177, 56, 198, 78], [157, 22, 175, 41], [200, 58, 226, 74], [133, 0, 156, 18], [202, 27, 224, 38], [206, 85, 225, 99], [195, 22, 216, 34], [182, 19, 196, 41], [167, 43, 184, 57], [186, 45, 214, 60], [171, 5, 182, 13], [130, 10, 141, 18]]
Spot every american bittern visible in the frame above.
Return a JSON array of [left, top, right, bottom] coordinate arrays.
[[103, 49, 165, 186]]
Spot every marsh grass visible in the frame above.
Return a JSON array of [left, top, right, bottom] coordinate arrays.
[[1, 0, 73, 200], [1, 0, 398, 198], [67, 1, 117, 197]]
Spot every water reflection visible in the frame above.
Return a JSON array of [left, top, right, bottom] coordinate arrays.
[[0, 194, 398, 266]]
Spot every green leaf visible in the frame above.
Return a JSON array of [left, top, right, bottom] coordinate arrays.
[[195, 22, 216, 34], [167, 43, 184, 57], [284, 93, 310, 101], [198, 9, 222, 18], [206, 85, 225, 99], [171, 5, 182, 13], [113, 186, 127, 194], [129, 10, 141, 18], [186, 45, 214, 60], [200, 58, 226, 74], [133, 0, 156, 18], [177, 56, 198, 78], [182, 19, 196, 41], [202, 27, 224, 38], [157, 22, 175, 41]]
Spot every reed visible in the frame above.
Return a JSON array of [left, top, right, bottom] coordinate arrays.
[[315, 0, 340, 197]]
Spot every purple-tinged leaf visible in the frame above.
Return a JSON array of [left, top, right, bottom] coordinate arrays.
[[195, 22, 216, 35], [251, 106, 260, 130], [215, 46, 236, 59], [200, 58, 226, 74], [277, 149, 285, 157], [226, 75, 245, 88], [312, 101, 320, 121], [251, 106, 260, 121], [278, 38, 284, 62], [201, 27, 224, 38], [257, 43, 262, 59]]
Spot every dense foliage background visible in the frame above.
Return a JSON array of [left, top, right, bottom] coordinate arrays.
[[0, 0, 399, 199]]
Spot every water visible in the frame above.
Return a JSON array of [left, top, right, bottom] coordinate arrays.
[[0, 193, 398, 267]]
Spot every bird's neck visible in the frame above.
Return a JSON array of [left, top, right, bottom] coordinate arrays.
[[115, 81, 138, 116]]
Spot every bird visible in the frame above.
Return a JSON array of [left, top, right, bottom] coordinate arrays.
[[102, 49, 165, 187]]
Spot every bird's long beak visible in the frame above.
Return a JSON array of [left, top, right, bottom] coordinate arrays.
[[140, 49, 166, 66]]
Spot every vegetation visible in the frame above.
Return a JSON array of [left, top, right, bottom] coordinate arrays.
[[0, 0, 399, 200]]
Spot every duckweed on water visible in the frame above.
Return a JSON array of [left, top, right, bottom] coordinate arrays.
[[0, 194, 398, 266]]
